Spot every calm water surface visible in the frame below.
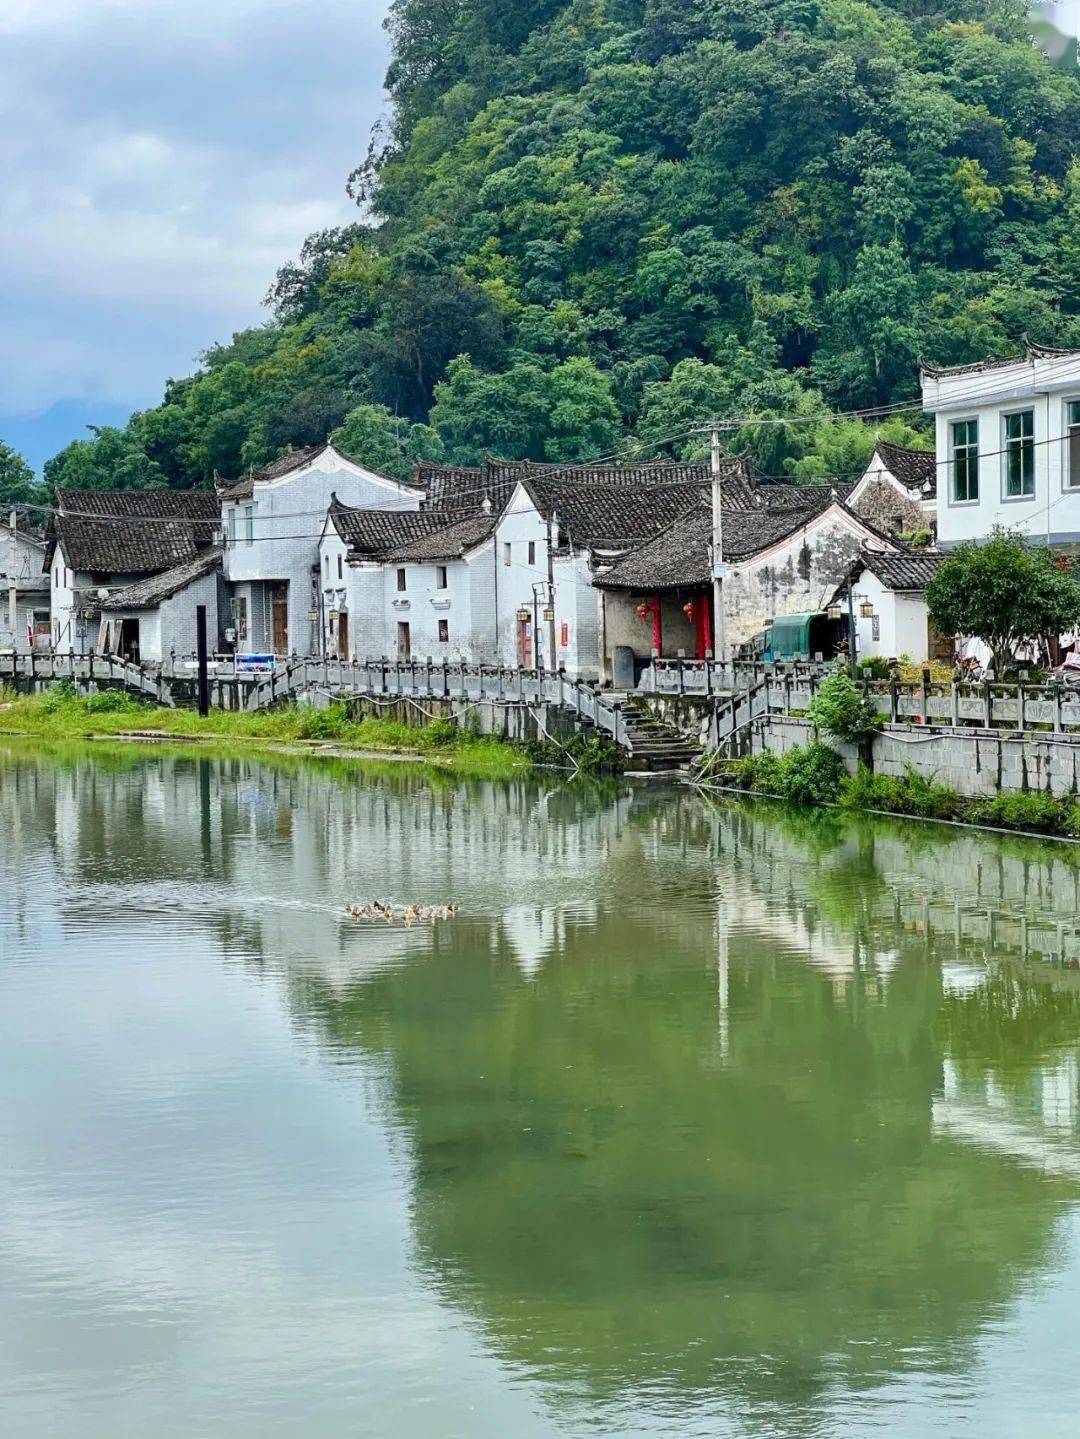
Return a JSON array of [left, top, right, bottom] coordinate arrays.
[[4, 744, 1080, 1437]]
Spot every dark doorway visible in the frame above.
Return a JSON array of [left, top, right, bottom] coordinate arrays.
[[271, 581, 288, 654], [337, 611, 349, 661], [397, 621, 411, 662], [118, 617, 140, 663]]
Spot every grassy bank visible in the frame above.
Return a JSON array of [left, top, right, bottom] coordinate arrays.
[[696, 743, 1080, 842], [0, 685, 530, 779]]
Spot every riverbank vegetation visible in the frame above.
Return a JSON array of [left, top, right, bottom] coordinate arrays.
[[696, 743, 1080, 840], [0, 687, 530, 778]]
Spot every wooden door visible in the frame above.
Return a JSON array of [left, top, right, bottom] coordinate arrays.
[[337, 611, 349, 661], [397, 621, 411, 661], [518, 617, 532, 668], [271, 582, 288, 654]]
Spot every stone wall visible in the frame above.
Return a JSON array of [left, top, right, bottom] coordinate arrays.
[[344, 694, 579, 744], [752, 715, 1080, 799], [849, 477, 926, 536]]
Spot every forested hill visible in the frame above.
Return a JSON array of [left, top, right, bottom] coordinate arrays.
[[44, 0, 1080, 493]]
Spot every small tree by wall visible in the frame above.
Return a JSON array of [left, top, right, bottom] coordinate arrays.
[[925, 530, 1080, 674]]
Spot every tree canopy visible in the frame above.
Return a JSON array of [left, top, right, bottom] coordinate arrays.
[[925, 530, 1080, 671], [0, 442, 44, 512], [45, 1, 1080, 491]]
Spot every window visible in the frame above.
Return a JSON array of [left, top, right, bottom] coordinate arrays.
[[323, 554, 329, 579], [952, 419, 979, 502], [54, 566, 58, 589], [233, 597, 248, 642], [1004, 410, 1035, 498], [337, 553, 343, 581], [527, 541, 535, 565], [227, 508, 237, 543], [503, 542, 511, 568], [244, 504, 254, 544], [438, 619, 449, 643], [1067, 401, 1080, 489], [436, 565, 448, 590], [396, 567, 407, 592]]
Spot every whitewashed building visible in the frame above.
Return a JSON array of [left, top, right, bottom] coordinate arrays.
[[219, 443, 423, 657], [1, 518, 49, 652], [921, 341, 1080, 548], [47, 489, 221, 656], [845, 441, 936, 536], [830, 551, 948, 664], [97, 548, 225, 665]]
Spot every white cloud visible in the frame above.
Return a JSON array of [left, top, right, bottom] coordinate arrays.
[[0, 0, 389, 425]]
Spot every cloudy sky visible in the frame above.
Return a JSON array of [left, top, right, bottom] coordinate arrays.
[[0, 0, 389, 471]]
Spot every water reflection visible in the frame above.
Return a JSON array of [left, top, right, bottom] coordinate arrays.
[[4, 741, 1080, 1436]]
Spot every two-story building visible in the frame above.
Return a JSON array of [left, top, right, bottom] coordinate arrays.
[[921, 341, 1080, 549], [0, 517, 50, 652], [219, 443, 424, 657]]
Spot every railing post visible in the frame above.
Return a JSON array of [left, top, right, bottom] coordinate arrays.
[[1018, 679, 1026, 733], [1054, 683, 1063, 734], [983, 678, 992, 729]]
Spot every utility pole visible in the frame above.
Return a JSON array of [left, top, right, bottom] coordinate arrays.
[[195, 604, 210, 717], [710, 426, 728, 666], [7, 509, 17, 651], [546, 512, 557, 673]]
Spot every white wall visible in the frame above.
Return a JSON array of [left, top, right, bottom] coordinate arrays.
[[924, 352, 1080, 547], [850, 572, 929, 663], [223, 448, 422, 656]]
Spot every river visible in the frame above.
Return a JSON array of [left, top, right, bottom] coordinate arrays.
[[3, 742, 1080, 1438]]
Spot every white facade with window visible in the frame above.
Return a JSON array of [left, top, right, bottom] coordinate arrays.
[[922, 345, 1080, 548]]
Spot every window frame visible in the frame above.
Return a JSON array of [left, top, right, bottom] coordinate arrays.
[[527, 541, 535, 566], [437, 618, 449, 644], [243, 504, 254, 544], [435, 564, 448, 590], [1065, 398, 1080, 492], [1002, 407, 1035, 502], [502, 542, 511, 568], [950, 418, 980, 505], [337, 553, 343, 581], [396, 567, 407, 593], [227, 508, 237, 543]]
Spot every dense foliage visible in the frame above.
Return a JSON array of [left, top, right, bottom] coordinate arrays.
[[0, 443, 42, 510], [807, 669, 883, 744], [42, 1, 1080, 491], [925, 528, 1080, 671]]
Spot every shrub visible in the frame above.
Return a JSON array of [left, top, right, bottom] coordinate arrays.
[[966, 791, 1069, 835], [807, 671, 882, 745], [295, 703, 351, 739], [856, 656, 891, 681], [842, 764, 959, 820], [776, 743, 846, 805], [40, 679, 78, 713], [424, 717, 457, 746], [85, 689, 140, 713]]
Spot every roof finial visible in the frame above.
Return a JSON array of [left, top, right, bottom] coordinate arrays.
[[481, 494, 492, 515]]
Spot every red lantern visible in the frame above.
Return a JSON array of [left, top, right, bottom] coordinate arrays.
[[682, 599, 695, 622], [636, 601, 650, 622]]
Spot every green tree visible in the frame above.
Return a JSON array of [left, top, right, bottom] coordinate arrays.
[[0, 442, 42, 511], [925, 529, 1080, 674]]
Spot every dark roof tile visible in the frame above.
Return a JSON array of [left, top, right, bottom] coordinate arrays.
[[99, 548, 223, 610], [53, 489, 219, 574]]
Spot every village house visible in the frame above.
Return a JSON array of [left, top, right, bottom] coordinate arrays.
[[320, 499, 496, 661], [47, 489, 221, 658], [829, 551, 949, 665], [594, 489, 903, 676], [845, 440, 936, 537], [97, 548, 226, 666], [921, 341, 1080, 549], [0, 516, 50, 652], [218, 442, 424, 658]]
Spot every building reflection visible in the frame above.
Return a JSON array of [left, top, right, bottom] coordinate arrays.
[[6, 741, 1080, 1431]]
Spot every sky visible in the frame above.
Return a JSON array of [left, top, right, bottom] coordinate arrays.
[[0, 0, 390, 473]]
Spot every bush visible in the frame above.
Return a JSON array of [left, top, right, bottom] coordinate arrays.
[[424, 717, 457, 746], [966, 791, 1069, 835], [776, 742, 846, 805], [40, 679, 78, 713], [807, 671, 882, 745], [525, 730, 625, 774], [841, 764, 959, 820], [294, 703, 351, 739], [856, 656, 891, 681], [84, 689, 140, 713]]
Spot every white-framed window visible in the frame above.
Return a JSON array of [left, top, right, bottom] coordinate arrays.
[[244, 504, 254, 544], [436, 564, 448, 590], [227, 508, 237, 543], [1066, 400, 1080, 490], [1003, 409, 1035, 498], [951, 419, 979, 503]]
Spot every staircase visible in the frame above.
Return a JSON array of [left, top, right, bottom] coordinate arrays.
[[619, 697, 702, 772]]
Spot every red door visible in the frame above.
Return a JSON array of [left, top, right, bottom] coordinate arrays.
[[518, 617, 532, 668]]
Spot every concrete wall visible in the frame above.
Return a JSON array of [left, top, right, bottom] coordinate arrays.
[[345, 694, 578, 744], [752, 715, 1080, 799]]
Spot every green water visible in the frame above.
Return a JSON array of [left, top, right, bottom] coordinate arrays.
[[4, 745, 1080, 1437]]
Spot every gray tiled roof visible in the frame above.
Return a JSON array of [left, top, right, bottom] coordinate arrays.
[[874, 442, 937, 497], [99, 548, 223, 610], [920, 339, 1080, 380], [385, 515, 496, 563], [53, 488, 220, 575], [218, 445, 325, 500], [855, 550, 945, 591], [327, 499, 450, 558]]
